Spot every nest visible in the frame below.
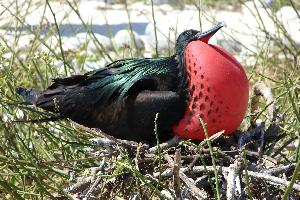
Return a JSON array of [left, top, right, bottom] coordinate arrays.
[[62, 82, 299, 199]]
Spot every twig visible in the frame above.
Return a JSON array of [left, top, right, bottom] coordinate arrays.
[[84, 176, 102, 199], [152, 113, 162, 199], [154, 165, 224, 178], [272, 135, 298, 158], [173, 149, 181, 200], [147, 136, 181, 154], [73, 122, 143, 149], [164, 154, 208, 199], [155, 165, 300, 192], [282, 150, 300, 199], [246, 170, 300, 191], [197, 131, 224, 149], [260, 163, 296, 175], [188, 155, 200, 171], [67, 177, 93, 193], [223, 149, 277, 164], [178, 171, 208, 200], [226, 158, 242, 200]]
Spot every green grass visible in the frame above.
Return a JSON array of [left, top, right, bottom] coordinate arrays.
[[0, 0, 299, 199]]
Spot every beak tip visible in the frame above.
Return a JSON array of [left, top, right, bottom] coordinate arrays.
[[218, 21, 227, 28]]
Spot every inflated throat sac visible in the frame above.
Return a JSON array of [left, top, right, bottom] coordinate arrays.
[[173, 40, 249, 140]]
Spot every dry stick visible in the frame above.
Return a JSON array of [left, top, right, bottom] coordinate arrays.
[[164, 154, 208, 199], [247, 170, 300, 191], [67, 177, 93, 193], [226, 158, 242, 200], [272, 135, 298, 158], [260, 163, 295, 175], [73, 120, 179, 154], [154, 165, 300, 192], [84, 176, 102, 198], [154, 165, 223, 178], [224, 149, 277, 164], [147, 136, 181, 154], [282, 157, 300, 199], [173, 149, 181, 199], [72, 122, 141, 149]]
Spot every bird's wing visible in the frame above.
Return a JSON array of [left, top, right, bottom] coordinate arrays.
[[79, 56, 179, 105], [63, 90, 185, 142], [34, 56, 178, 112]]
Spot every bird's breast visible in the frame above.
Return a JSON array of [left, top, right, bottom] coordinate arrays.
[[172, 40, 249, 140]]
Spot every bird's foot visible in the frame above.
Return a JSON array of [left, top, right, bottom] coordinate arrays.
[[238, 121, 265, 160]]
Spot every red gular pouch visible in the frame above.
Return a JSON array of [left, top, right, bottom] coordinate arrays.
[[172, 39, 249, 140]]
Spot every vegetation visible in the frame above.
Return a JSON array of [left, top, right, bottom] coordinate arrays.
[[0, 0, 299, 199]]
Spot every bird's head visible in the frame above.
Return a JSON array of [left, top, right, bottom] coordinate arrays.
[[175, 22, 226, 56]]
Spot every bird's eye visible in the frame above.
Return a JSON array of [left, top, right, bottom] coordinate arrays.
[[185, 30, 192, 37]]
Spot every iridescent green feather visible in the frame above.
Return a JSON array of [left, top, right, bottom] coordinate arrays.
[[84, 56, 179, 104]]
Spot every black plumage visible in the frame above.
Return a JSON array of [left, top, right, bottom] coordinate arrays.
[[16, 22, 225, 143]]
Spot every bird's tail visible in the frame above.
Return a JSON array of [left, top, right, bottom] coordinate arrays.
[[15, 87, 41, 105], [1, 88, 62, 124]]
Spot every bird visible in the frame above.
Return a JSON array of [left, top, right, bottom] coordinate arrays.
[[16, 22, 249, 143]]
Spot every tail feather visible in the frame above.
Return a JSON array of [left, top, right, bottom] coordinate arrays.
[[16, 87, 40, 105], [2, 89, 63, 125], [16, 87, 63, 113]]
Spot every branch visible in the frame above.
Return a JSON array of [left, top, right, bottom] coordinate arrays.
[[67, 177, 92, 193], [164, 154, 208, 199], [154, 165, 300, 192], [147, 136, 181, 154], [247, 170, 300, 191], [226, 158, 242, 200], [72, 121, 145, 149], [173, 150, 181, 199]]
